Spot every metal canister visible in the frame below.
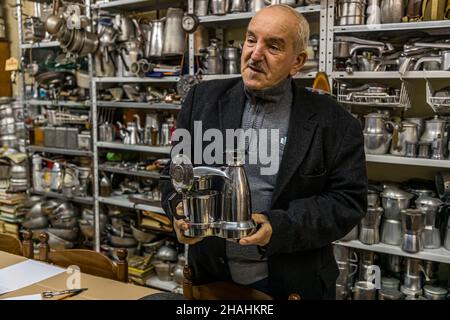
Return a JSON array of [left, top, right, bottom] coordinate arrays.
[[160, 123, 170, 146], [44, 126, 56, 148], [66, 127, 79, 150], [78, 131, 92, 150], [423, 285, 448, 300], [353, 281, 377, 300], [378, 289, 403, 300], [55, 127, 67, 149]]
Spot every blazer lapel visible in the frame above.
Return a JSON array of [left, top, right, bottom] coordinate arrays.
[[271, 83, 318, 206], [218, 79, 246, 131]]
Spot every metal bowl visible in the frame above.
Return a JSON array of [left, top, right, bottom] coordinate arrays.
[[109, 234, 138, 247], [41, 199, 63, 215], [22, 216, 49, 229], [142, 238, 167, 253], [47, 227, 79, 242], [50, 216, 78, 229], [131, 224, 158, 243]]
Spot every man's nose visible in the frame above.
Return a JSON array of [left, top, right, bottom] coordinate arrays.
[[250, 42, 265, 61]]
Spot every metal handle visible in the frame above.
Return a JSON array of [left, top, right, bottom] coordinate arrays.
[[413, 56, 441, 70]]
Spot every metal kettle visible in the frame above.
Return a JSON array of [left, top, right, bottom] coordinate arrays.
[[201, 38, 223, 74]]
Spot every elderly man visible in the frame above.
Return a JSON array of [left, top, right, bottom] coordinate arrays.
[[160, 4, 367, 300]]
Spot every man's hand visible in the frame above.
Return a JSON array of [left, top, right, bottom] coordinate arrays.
[[239, 213, 272, 246], [173, 203, 203, 245]]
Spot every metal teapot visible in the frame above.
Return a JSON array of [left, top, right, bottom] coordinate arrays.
[[363, 113, 394, 155], [200, 38, 223, 75], [390, 121, 419, 157]]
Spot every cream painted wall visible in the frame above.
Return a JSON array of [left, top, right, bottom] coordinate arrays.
[[4, 0, 34, 96]]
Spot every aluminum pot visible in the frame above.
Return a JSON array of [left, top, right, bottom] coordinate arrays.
[[401, 208, 425, 253], [230, 0, 247, 12], [378, 289, 403, 300]]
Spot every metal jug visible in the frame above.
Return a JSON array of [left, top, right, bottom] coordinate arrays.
[[119, 40, 143, 77], [380, 0, 405, 23], [363, 113, 394, 155], [390, 121, 419, 157], [114, 14, 135, 42], [162, 8, 186, 56], [420, 115, 447, 143], [149, 19, 165, 57]]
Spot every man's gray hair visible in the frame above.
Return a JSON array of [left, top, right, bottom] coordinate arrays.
[[266, 4, 310, 54]]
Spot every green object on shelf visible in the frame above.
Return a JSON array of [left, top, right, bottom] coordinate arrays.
[[105, 152, 138, 162]]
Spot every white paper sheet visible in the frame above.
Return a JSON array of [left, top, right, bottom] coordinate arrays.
[[0, 260, 65, 295], [1, 294, 42, 300]]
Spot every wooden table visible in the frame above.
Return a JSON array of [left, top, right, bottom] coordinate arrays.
[[0, 251, 160, 300]]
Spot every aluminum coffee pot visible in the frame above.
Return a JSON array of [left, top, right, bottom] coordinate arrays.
[[99, 122, 114, 142], [359, 206, 383, 244], [390, 121, 419, 157], [169, 151, 256, 239], [223, 41, 241, 74], [201, 39, 223, 74], [401, 208, 426, 253], [420, 116, 447, 143], [416, 196, 443, 249]]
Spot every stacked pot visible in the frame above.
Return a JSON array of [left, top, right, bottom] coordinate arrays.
[[0, 98, 25, 152], [22, 198, 80, 250]]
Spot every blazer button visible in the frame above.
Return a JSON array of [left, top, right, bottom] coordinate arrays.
[[219, 257, 225, 264]]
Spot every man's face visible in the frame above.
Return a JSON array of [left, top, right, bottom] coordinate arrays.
[[241, 8, 307, 90]]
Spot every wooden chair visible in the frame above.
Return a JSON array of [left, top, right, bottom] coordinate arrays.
[[0, 233, 22, 256], [26, 231, 128, 283], [182, 265, 301, 300]]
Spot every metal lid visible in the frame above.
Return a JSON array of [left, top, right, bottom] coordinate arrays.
[[427, 115, 446, 124], [423, 285, 448, 296], [381, 187, 414, 200], [401, 122, 418, 128], [415, 196, 443, 207], [379, 289, 403, 300]]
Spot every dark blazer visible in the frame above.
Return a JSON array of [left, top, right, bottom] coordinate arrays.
[[160, 77, 368, 300]]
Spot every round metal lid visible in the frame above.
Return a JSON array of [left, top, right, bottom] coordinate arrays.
[[415, 196, 443, 207], [423, 285, 448, 296], [381, 187, 414, 200], [379, 289, 403, 300]]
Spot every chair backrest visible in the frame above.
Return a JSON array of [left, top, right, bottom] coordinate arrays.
[[182, 265, 301, 300], [182, 265, 274, 300], [0, 233, 22, 256], [37, 232, 128, 283]]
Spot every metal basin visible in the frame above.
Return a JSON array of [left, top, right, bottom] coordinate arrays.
[[131, 224, 158, 243]]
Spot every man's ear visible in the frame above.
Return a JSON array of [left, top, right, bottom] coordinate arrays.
[[289, 51, 308, 76]]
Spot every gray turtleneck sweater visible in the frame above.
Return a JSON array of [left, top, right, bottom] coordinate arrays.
[[226, 77, 293, 285]]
